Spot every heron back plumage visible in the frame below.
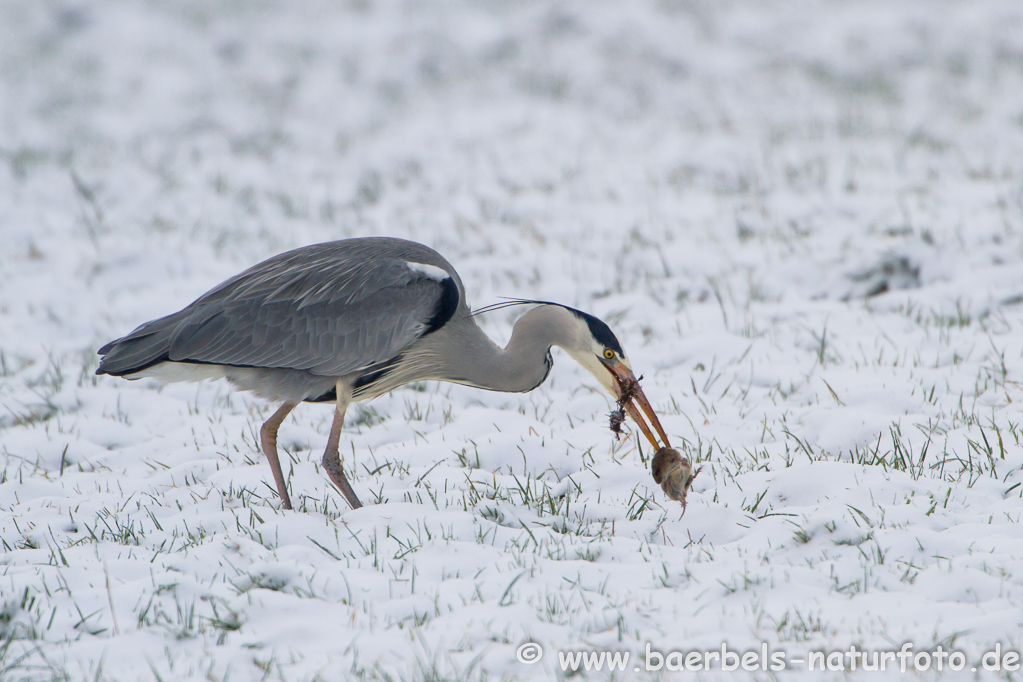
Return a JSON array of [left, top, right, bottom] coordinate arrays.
[[97, 238, 465, 401]]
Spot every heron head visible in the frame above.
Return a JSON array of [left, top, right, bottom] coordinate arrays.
[[560, 309, 672, 451]]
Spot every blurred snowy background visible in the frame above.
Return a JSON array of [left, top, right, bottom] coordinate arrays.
[[2, 0, 1023, 679]]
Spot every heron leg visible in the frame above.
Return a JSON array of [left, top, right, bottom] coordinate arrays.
[[260, 402, 298, 510], [322, 396, 363, 510]]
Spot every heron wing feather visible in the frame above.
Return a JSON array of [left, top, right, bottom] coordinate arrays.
[[98, 239, 462, 379], [166, 251, 454, 376]]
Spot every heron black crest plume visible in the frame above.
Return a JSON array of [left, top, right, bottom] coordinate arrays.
[[473, 298, 624, 356]]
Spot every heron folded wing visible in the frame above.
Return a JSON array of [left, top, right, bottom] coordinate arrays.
[[97, 239, 464, 379], [165, 258, 458, 378]]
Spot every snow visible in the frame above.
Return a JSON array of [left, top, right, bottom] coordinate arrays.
[[2, 0, 1023, 680]]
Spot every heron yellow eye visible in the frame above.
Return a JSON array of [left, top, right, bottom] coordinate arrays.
[[603, 349, 615, 360]]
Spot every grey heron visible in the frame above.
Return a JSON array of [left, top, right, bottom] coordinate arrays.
[[97, 237, 672, 511]]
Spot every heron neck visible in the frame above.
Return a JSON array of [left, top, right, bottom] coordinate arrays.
[[443, 305, 580, 393]]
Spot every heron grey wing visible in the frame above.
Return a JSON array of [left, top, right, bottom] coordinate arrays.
[[166, 257, 458, 377], [188, 238, 462, 310]]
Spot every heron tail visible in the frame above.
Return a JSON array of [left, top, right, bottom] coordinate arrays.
[[95, 312, 186, 377]]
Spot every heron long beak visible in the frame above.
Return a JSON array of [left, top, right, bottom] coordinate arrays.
[[604, 361, 671, 451]]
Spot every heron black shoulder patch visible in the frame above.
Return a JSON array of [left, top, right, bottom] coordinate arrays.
[[423, 276, 459, 335], [306, 386, 338, 403], [308, 354, 405, 402], [348, 356, 402, 398]]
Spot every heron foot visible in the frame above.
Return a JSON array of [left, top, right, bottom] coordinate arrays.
[[322, 451, 364, 509]]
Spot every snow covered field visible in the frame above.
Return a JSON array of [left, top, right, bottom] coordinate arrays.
[[3, 0, 1023, 679]]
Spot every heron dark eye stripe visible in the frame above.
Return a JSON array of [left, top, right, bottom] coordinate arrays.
[[572, 310, 624, 356]]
